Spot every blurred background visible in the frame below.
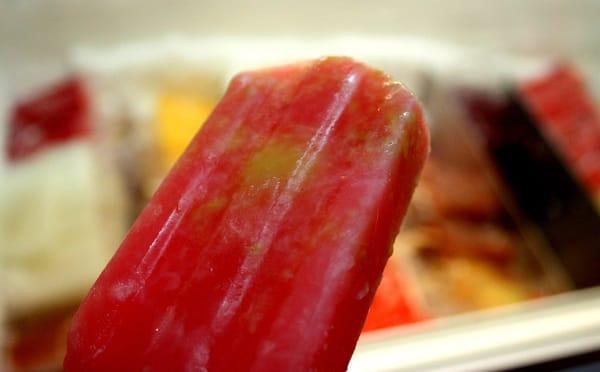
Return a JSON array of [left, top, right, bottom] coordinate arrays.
[[1, 1, 600, 370]]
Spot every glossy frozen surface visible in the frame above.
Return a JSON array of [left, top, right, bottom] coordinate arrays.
[[65, 57, 429, 371]]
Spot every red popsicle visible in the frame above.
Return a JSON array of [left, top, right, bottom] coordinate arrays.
[[64, 57, 429, 371]]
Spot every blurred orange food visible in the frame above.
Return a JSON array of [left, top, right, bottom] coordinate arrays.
[[363, 260, 427, 332]]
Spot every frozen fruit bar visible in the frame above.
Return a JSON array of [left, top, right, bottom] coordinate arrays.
[[64, 57, 429, 371]]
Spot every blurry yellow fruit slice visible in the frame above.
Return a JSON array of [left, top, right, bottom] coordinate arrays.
[[155, 91, 215, 167]]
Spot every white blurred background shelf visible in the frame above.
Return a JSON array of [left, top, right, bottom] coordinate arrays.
[[352, 287, 600, 371], [2, 0, 599, 95]]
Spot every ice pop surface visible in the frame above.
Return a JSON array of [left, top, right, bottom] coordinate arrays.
[[64, 57, 429, 372]]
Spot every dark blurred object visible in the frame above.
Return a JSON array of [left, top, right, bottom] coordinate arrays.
[[510, 349, 600, 372], [519, 65, 600, 201], [7, 77, 91, 162], [459, 65, 600, 289]]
